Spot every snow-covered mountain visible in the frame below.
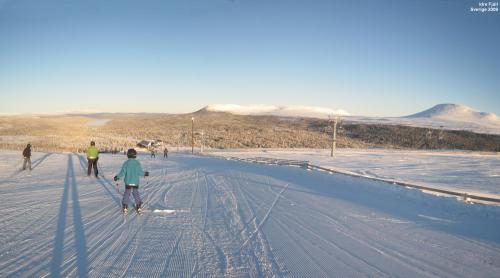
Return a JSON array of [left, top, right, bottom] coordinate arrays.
[[345, 103, 500, 135], [203, 104, 350, 118], [202, 103, 499, 134], [405, 104, 500, 125]]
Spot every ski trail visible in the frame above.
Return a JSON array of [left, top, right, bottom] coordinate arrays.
[[1, 152, 500, 277], [240, 183, 289, 249], [160, 231, 184, 277], [231, 172, 283, 277]]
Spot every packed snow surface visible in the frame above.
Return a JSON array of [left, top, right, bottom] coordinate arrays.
[[205, 104, 350, 118], [211, 148, 500, 196], [1, 151, 500, 277]]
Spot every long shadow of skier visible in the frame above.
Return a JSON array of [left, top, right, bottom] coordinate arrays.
[[50, 154, 89, 278], [75, 154, 122, 207], [2, 153, 53, 181], [31, 152, 52, 170]]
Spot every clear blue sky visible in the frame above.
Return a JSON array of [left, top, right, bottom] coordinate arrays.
[[0, 0, 499, 116]]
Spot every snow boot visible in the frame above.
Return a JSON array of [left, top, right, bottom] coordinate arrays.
[[135, 203, 143, 215], [122, 204, 128, 215]]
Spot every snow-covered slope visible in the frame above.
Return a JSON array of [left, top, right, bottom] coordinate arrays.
[[211, 148, 500, 196], [204, 104, 350, 118], [1, 151, 500, 277]]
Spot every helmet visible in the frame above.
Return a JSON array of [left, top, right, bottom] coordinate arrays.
[[90, 141, 95, 146], [27, 143, 31, 147], [127, 148, 137, 158]]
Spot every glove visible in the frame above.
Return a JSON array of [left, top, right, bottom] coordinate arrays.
[[113, 176, 119, 181], [144, 171, 149, 177]]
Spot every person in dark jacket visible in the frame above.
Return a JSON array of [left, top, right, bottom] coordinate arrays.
[[22, 143, 32, 171], [163, 147, 168, 158]]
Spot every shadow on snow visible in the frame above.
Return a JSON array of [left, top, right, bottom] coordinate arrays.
[[173, 153, 500, 245], [50, 154, 89, 278]]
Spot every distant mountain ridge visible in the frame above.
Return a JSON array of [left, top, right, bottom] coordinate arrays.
[[201, 103, 499, 134], [203, 104, 350, 118]]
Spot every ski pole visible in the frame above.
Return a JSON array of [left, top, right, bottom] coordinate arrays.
[[115, 182, 122, 196], [98, 163, 104, 178]]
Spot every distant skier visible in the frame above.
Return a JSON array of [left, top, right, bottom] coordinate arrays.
[[114, 148, 149, 215], [163, 147, 168, 158], [151, 149, 156, 158], [87, 141, 99, 177], [22, 143, 32, 171]]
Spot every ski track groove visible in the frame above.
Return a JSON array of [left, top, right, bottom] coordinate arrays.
[[274, 192, 443, 277], [233, 172, 283, 277], [272, 217, 333, 277], [161, 230, 184, 277], [276, 209, 390, 277], [240, 183, 289, 249], [2, 152, 500, 277]]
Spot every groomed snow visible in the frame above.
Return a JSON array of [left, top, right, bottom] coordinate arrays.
[[1, 150, 499, 277], [209, 148, 500, 197]]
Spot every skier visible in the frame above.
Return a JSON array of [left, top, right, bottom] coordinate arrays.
[[114, 148, 149, 214], [87, 141, 99, 177], [163, 147, 168, 158], [150, 149, 156, 158], [22, 143, 32, 171]]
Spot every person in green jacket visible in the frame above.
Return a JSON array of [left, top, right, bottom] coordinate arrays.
[[87, 141, 99, 177], [114, 148, 149, 214]]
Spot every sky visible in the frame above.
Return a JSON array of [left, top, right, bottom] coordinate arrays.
[[0, 0, 499, 116]]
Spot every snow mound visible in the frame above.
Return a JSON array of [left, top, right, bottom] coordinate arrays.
[[406, 104, 500, 125], [204, 104, 350, 118], [153, 209, 176, 214]]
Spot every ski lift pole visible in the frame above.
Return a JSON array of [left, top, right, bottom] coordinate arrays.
[[191, 117, 195, 154], [330, 116, 338, 157]]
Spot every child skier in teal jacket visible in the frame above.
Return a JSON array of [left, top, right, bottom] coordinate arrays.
[[114, 149, 149, 214]]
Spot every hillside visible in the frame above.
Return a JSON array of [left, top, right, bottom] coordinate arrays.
[[0, 110, 499, 152]]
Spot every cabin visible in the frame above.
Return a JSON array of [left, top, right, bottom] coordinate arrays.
[[137, 139, 163, 149]]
